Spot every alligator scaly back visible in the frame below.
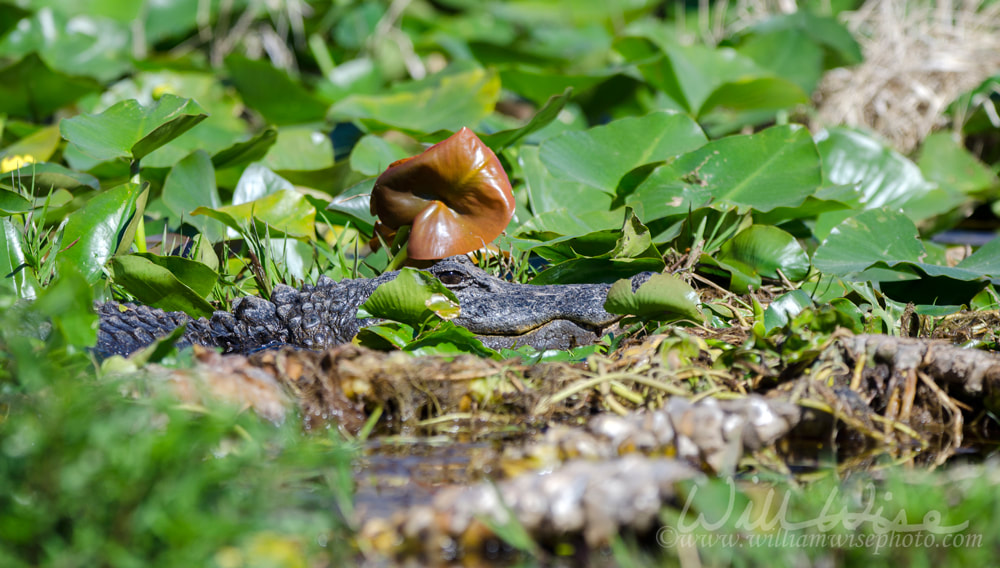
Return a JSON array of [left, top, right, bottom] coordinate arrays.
[[97, 271, 395, 357]]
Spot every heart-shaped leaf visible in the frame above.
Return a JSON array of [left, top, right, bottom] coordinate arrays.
[[60, 94, 207, 163], [626, 124, 821, 219], [370, 127, 515, 260]]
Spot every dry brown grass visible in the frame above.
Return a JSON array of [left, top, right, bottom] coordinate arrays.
[[812, 0, 1000, 153]]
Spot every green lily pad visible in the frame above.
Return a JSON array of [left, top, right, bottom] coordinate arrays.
[[812, 209, 926, 277], [60, 95, 208, 163], [698, 77, 808, 116], [604, 273, 703, 322], [626, 124, 821, 219], [632, 42, 767, 115], [357, 268, 461, 328], [318, 178, 377, 236], [814, 128, 943, 236], [0, 10, 131, 82], [225, 55, 329, 126], [261, 125, 335, 173], [813, 208, 1000, 305], [110, 253, 216, 318], [917, 131, 998, 196], [0, 53, 101, 120], [518, 145, 613, 217], [329, 66, 500, 134], [162, 151, 226, 243], [406, 323, 499, 359], [539, 111, 707, 194], [498, 65, 612, 105], [530, 209, 665, 284], [349, 135, 410, 177]]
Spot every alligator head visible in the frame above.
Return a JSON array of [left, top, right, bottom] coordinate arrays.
[[425, 256, 648, 350], [96, 256, 651, 357]]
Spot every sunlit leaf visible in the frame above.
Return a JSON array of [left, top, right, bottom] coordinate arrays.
[[917, 131, 998, 196], [0, 11, 131, 81], [0, 125, 61, 163], [329, 66, 500, 134], [349, 135, 410, 177], [763, 290, 814, 333], [604, 273, 703, 321], [57, 182, 142, 284], [539, 111, 707, 193], [60, 95, 207, 163], [712, 224, 810, 293], [627, 125, 821, 219], [812, 208, 926, 276], [194, 190, 316, 239], [357, 267, 460, 327], [519, 145, 613, 217], [261, 125, 335, 173]]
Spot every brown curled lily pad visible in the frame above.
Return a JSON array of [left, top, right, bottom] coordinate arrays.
[[370, 127, 515, 260]]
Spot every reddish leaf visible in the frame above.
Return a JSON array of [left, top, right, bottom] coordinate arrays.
[[371, 127, 515, 259]]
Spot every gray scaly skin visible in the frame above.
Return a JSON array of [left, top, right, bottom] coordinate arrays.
[[96, 256, 651, 357]]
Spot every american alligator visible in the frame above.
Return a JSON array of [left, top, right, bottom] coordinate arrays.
[[96, 256, 652, 357]]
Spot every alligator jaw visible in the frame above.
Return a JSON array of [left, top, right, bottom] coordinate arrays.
[[473, 319, 612, 351], [425, 257, 649, 351]]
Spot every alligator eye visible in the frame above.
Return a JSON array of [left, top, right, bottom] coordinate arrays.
[[437, 270, 465, 286]]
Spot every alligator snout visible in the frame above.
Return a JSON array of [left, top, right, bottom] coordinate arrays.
[[426, 258, 655, 350]]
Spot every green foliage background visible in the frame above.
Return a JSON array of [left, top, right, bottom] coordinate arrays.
[[2, 0, 1000, 565]]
